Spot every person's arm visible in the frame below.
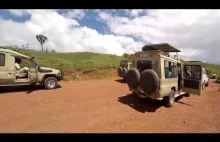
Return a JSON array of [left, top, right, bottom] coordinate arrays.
[[15, 63, 21, 70]]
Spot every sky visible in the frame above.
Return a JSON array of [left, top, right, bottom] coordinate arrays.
[[0, 9, 219, 64]]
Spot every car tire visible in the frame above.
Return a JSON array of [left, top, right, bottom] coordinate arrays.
[[163, 89, 175, 107], [205, 80, 209, 87], [44, 77, 58, 90]]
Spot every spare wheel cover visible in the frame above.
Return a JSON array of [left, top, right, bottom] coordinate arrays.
[[126, 68, 140, 88], [122, 68, 127, 78], [118, 67, 122, 77], [140, 69, 159, 94]]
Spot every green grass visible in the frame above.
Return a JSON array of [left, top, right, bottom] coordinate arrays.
[[1, 46, 130, 71], [1, 46, 220, 81]]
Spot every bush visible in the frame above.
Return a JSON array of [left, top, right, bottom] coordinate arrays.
[[216, 76, 220, 84], [123, 53, 132, 60]]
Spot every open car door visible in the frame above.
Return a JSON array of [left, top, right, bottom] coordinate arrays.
[[182, 64, 203, 96], [28, 59, 37, 84]]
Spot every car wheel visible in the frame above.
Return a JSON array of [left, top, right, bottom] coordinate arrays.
[[44, 77, 58, 90], [164, 89, 175, 107], [205, 80, 209, 87]]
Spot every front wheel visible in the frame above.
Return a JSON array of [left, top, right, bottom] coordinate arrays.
[[205, 80, 209, 87], [44, 77, 58, 90]]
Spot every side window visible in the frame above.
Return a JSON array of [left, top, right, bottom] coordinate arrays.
[[0, 53, 5, 67], [29, 60, 34, 68], [164, 60, 178, 78]]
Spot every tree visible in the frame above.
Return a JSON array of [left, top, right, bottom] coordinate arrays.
[[52, 49, 56, 53], [36, 34, 49, 52]]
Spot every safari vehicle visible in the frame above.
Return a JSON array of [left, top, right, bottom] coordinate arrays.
[[126, 43, 205, 107], [117, 60, 131, 81], [0, 48, 63, 89]]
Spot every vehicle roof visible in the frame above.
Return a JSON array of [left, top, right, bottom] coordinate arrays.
[[142, 43, 181, 52], [0, 48, 30, 59]]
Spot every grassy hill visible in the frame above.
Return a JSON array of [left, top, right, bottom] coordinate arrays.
[[1, 46, 219, 81], [0, 46, 131, 80]]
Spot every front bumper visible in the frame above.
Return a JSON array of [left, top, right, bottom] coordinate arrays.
[[57, 71, 64, 81]]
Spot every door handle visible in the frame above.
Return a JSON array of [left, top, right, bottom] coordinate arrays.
[[8, 73, 13, 75]]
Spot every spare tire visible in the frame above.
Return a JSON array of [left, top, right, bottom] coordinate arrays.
[[126, 68, 140, 89], [140, 69, 159, 94], [122, 68, 127, 78], [118, 67, 122, 77]]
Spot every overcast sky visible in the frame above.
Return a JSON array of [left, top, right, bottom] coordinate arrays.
[[0, 9, 219, 64]]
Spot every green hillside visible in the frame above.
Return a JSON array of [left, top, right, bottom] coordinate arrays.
[[1, 46, 219, 81], [0, 46, 130, 71]]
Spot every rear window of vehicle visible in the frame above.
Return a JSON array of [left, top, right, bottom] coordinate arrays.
[[137, 60, 152, 73], [0, 53, 5, 66]]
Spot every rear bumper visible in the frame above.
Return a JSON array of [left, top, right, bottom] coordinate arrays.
[[130, 88, 162, 100]]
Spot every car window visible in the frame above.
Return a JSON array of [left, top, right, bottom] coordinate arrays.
[[137, 60, 152, 73], [164, 60, 177, 78], [184, 65, 201, 80], [0, 53, 5, 66]]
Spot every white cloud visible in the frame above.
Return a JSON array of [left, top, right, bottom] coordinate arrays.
[[2, 9, 220, 64], [98, 10, 220, 64], [0, 9, 143, 56], [8, 9, 29, 17], [125, 9, 146, 17], [63, 9, 86, 20]]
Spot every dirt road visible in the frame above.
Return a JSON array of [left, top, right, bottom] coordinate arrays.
[[0, 79, 220, 133]]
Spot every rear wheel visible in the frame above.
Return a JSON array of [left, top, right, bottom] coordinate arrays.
[[163, 89, 175, 107], [44, 77, 58, 90]]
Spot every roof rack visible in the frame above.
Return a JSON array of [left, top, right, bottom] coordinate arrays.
[[142, 43, 181, 52]]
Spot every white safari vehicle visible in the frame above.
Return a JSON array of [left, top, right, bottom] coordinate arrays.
[[126, 43, 205, 107]]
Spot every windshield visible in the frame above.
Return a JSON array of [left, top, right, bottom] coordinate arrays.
[[29, 59, 39, 69]]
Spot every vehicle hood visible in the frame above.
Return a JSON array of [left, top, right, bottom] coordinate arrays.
[[40, 67, 61, 73]]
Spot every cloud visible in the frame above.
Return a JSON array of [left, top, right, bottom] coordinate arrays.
[[63, 9, 86, 20], [0, 9, 143, 56], [1, 9, 220, 64], [125, 9, 146, 17], [7, 9, 29, 17], [98, 10, 220, 64]]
